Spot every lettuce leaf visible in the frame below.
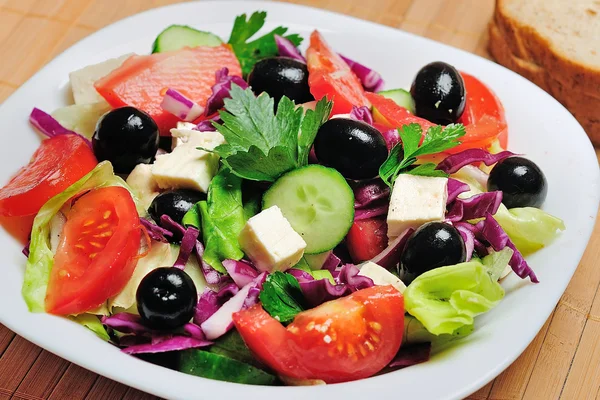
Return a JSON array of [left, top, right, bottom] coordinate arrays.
[[494, 206, 566, 255], [199, 168, 246, 273], [70, 314, 110, 341], [403, 314, 473, 347], [404, 258, 505, 336], [22, 162, 141, 312]]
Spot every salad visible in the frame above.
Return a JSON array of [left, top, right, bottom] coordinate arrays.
[[0, 11, 566, 385]]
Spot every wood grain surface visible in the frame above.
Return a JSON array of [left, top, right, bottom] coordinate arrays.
[[0, 0, 598, 399]]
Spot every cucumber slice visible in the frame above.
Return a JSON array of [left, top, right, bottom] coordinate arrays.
[[378, 88, 416, 114], [262, 165, 354, 254], [152, 25, 223, 53], [178, 349, 276, 385]]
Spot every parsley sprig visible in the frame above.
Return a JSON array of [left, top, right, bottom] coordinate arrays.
[[228, 11, 303, 76], [209, 85, 332, 182], [379, 123, 466, 186]]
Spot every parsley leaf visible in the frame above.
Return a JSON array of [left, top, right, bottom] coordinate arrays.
[[379, 123, 466, 186], [228, 11, 303, 76], [211, 85, 332, 182], [259, 272, 305, 324]]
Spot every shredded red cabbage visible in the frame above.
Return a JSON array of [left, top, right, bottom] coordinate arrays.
[[195, 114, 221, 132], [243, 272, 267, 308], [355, 204, 389, 220], [447, 178, 470, 204], [274, 34, 306, 62], [29, 108, 92, 146], [287, 268, 314, 282], [349, 105, 374, 125], [173, 227, 200, 269], [436, 149, 516, 174], [455, 223, 475, 261], [194, 289, 220, 325], [370, 228, 415, 270], [195, 240, 230, 285], [122, 336, 212, 355], [222, 259, 259, 288], [205, 68, 249, 116], [140, 217, 173, 243], [480, 212, 538, 283], [381, 129, 400, 151], [353, 179, 390, 209], [388, 342, 432, 369], [446, 191, 503, 222], [159, 215, 186, 241], [22, 241, 30, 258], [201, 283, 251, 340], [339, 54, 385, 92], [321, 252, 341, 272], [299, 264, 374, 307], [102, 313, 151, 335]]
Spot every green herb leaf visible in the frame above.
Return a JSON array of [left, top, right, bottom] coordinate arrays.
[[212, 85, 332, 182], [199, 168, 247, 273], [407, 163, 449, 178], [259, 272, 305, 324], [379, 123, 466, 187], [228, 11, 303, 76]]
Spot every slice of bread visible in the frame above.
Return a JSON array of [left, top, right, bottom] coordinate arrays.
[[488, 0, 600, 144]]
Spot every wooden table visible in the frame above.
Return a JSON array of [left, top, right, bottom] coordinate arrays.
[[0, 0, 599, 399]]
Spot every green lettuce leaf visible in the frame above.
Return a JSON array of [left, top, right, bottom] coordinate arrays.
[[70, 314, 110, 341], [22, 162, 140, 312], [199, 168, 246, 273], [494, 206, 566, 255], [403, 314, 473, 347], [404, 259, 505, 336]]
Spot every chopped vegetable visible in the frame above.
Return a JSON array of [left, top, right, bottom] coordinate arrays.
[[379, 123, 466, 186], [436, 148, 516, 174], [275, 34, 306, 62], [30, 108, 91, 146], [446, 191, 503, 222], [160, 88, 205, 122], [228, 11, 303, 76], [204, 67, 249, 117], [339, 54, 385, 92], [211, 85, 332, 181]]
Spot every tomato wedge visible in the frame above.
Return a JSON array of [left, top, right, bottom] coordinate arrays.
[[0, 135, 97, 243], [95, 45, 242, 135], [346, 217, 388, 263], [233, 286, 404, 383], [367, 73, 508, 153], [306, 30, 370, 115], [46, 186, 141, 315]]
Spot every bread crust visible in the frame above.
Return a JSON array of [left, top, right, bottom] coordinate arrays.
[[489, 2, 600, 144], [494, 0, 600, 97]]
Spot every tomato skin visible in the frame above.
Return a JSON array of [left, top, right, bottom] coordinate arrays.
[[368, 73, 508, 152], [306, 30, 370, 115], [0, 135, 97, 243], [45, 187, 141, 315], [234, 286, 404, 383], [95, 46, 241, 135], [346, 217, 388, 263]]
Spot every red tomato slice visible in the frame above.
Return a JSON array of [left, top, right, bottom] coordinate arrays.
[[95, 45, 242, 135], [457, 72, 508, 150], [306, 30, 370, 115], [46, 186, 141, 315], [367, 72, 508, 153], [233, 286, 404, 383], [0, 135, 97, 243], [346, 217, 388, 263]]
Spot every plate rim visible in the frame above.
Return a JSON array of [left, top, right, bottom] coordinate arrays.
[[0, 1, 598, 400]]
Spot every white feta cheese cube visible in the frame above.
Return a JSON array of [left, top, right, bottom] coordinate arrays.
[[170, 122, 225, 149], [126, 164, 160, 210], [387, 174, 448, 240], [69, 54, 132, 105], [239, 206, 307, 273], [151, 134, 225, 193], [358, 261, 406, 293]]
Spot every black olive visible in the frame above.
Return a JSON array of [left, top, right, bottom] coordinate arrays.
[[410, 61, 466, 125], [487, 157, 547, 208], [313, 118, 388, 180], [137, 267, 197, 330], [93, 107, 159, 174], [400, 222, 466, 282], [248, 57, 314, 104], [148, 189, 206, 226]]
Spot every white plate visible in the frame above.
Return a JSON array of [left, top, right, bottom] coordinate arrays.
[[0, 1, 598, 399]]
